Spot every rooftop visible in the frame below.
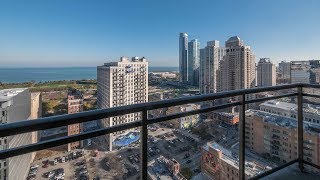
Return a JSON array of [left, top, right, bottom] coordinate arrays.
[[260, 100, 320, 116], [0, 88, 27, 102], [203, 142, 271, 178], [247, 110, 320, 133], [148, 156, 183, 180], [260, 100, 297, 111], [214, 111, 239, 118]]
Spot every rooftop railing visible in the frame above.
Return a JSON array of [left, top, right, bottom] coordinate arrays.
[[0, 83, 320, 179]]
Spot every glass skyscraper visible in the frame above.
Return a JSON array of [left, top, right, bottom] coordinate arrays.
[[188, 39, 200, 86], [179, 33, 188, 83]]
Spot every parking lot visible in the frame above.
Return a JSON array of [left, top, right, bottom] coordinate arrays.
[[147, 124, 202, 172], [29, 150, 92, 180], [28, 119, 239, 180]]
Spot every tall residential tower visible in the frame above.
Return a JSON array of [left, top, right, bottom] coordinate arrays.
[[0, 88, 39, 180], [218, 36, 256, 92], [179, 33, 188, 83], [278, 61, 291, 84], [188, 39, 200, 86], [200, 40, 225, 94], [257, 58, 276, 87], [97, 57, 148, 151]]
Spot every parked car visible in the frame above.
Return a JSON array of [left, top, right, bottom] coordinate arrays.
[[61, 156, 66, 163], [46, 171, 55, 178], [30, 164, 39, 169]]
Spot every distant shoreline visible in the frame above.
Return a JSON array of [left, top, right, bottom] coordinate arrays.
[[0, 67, 178, 83]]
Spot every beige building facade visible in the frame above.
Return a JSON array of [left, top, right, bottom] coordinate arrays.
[[97, 56, 148, 151], [218, 36, 256, 92], [245, 110, 320, 167], [257, 58, 276, 87]]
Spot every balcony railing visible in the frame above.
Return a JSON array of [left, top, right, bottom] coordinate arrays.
[[1, 83, 320, 179]]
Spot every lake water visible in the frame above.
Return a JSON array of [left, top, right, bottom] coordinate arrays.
[[0, 67, 178, 83]]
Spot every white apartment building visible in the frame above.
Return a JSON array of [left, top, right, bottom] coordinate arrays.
[[291, 61, 311, 84], [257, 58, 276, 87], [260, 100, 320, 125], [97, 56, 148, 151], [0, 88, 39, 180]]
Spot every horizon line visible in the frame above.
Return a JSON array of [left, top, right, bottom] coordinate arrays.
[[0, 66, 179, 69]]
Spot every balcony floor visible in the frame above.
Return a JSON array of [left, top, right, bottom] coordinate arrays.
[[261, 163, 320, 180]]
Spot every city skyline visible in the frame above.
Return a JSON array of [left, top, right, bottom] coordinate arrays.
[[1, 1, 320, 67]]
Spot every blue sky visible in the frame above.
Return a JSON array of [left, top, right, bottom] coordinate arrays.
[[0, 0, 320, 67]]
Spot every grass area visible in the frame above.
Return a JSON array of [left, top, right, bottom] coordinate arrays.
[[0, 80, 97, 92]]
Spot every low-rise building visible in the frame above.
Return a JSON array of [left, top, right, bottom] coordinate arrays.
[[166, 104, 200, 129], [213, 112, 239, 126], [245, 110, 320, 167], [150, 72, 177, 79], [67, 89, 83, 151], [201, 142, 270, 180], [148, 156, 186, 180], [260, 100, 320, 125]]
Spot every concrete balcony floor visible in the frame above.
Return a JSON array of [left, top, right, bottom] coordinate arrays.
[[261, 163, 320, 180]]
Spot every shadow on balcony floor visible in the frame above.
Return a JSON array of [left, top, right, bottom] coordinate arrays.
[[261, 163, 320, 180]]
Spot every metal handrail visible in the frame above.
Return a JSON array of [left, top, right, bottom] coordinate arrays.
[[0, 83, 299, 138], [0, 83, 319, 180]]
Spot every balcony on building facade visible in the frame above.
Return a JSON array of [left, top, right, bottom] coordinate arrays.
[[0, 83, 320, 180]]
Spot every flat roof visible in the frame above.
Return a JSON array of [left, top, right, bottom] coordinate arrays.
[[147, 156, 175, 180], [248, 110, 320, 132], [0, 88, 28, 102], [260, 100, 320, 116], [260, 100, 297, 111], [203, 142, 271, 177]]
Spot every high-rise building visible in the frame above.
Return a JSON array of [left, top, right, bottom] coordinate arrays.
[[218, 36, 256, 92], [67, 89, 83, 151], [291, 61, 310, 84], [179, 33, 188, 83], [310, 68, 320, 84], [97, 56, 148, 151], [257, 58, 276, 87], [0, 88, 39, 180], [30, 92, 42, 160], [278, 61, 291, 84], [309, 60, 320, 68], [188, 39, 200, 86], [200, 40, 225, 94]]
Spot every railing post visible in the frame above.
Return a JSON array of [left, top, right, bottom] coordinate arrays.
[[140, 110, 148, 179], [239, 94, 246, 180], [297, 85, 304, 171]]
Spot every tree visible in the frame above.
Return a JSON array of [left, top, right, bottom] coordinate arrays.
[[83, 101, 95, 111], [42, 100, 59, 114], [180, 167, 193, 179]]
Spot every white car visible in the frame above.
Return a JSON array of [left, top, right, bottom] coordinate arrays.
[[47, 171, 55, 178], [31, 164, 39, 169]]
